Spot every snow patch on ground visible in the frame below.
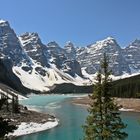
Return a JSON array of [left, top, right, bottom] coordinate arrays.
[[0, 89, 27, 100], [119, 108, 134, 112], [8, 118, 59, 137]]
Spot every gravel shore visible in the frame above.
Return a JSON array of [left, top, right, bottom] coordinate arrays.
[[72, 96, 140, 112]]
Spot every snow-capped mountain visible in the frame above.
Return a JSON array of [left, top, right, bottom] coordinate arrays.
[[76, 37, 131, 76], [0, 20, 31, 66], [47, 41, 82, 77], [14, 31, 86, 92], [122, 39, 140, 73], [19, 32, 50, 68], [0, 20, 34, 93], [0, 19, 140, 93]]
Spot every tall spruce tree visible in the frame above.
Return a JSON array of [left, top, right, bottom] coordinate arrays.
[[83, 53, 128, 140]]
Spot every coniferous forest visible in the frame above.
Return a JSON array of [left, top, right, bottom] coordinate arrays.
[[110, 74, 140, 98]]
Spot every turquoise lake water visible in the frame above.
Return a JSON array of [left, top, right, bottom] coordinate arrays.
[[15, 95, 140, 140]]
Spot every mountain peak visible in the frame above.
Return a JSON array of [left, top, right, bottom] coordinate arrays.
[[47, 41, 60, 48], [131, 39, 140, 47], [65, 41, 74, 47], [0, 19, 9, 27], [87, 37, 120, 50], [19, 32, 41, 46], [106, 36, 115, 40], [88, 36, 118, 51], [0, 19, 6, 23], [20, 32, 39, 39], [96, 36, 116, 44]]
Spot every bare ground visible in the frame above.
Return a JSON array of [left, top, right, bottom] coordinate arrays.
[[72, 96, 140, 112], [0, 104, 56, 126]]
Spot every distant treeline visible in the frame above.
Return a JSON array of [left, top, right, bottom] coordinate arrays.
[[111, 74, 140, 98], [48, 74, 140, 97]]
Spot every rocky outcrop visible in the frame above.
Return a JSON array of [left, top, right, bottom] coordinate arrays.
[[46, 41, 82, 76], [19, 32, 50, 68], [0, 20, 31, 66], [122, 39, 140, 73], [64, 41, 76, 60], [0, 58, 34, 94]]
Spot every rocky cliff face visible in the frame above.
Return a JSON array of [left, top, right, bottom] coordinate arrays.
[[64, 41, 76, 60], [0, 20, 31, 66], [19, 32, 50, 68], [46, 41, 82, 76], [76, 37, 131, 76], [0, 20, 34, 93], [122, 39, 140, 73]]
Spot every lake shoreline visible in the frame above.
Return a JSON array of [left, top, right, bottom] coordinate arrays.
[[72, 96, 140, 113], [8, 117, 59, 139], [1, 104, 59, 139], [11, 94, 140, 140]]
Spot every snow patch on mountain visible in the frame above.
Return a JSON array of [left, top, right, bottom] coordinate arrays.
[[13, 66, 50, 92], [0, 19, 7, 24], [13, 62, 90, 92]]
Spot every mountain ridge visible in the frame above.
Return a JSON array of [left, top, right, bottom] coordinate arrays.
[[0, 19, 140, 93]]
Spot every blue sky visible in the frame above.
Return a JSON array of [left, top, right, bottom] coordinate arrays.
[[0, 0, 140, 47]]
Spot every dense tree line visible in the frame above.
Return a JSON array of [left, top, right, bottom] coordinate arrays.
[[111, 74, 140, 98], [0, 91, 19, 139]]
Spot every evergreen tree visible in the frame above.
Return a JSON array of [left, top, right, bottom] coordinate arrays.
[[83, 53, 128, 140], [0, 116, 17, 140]]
